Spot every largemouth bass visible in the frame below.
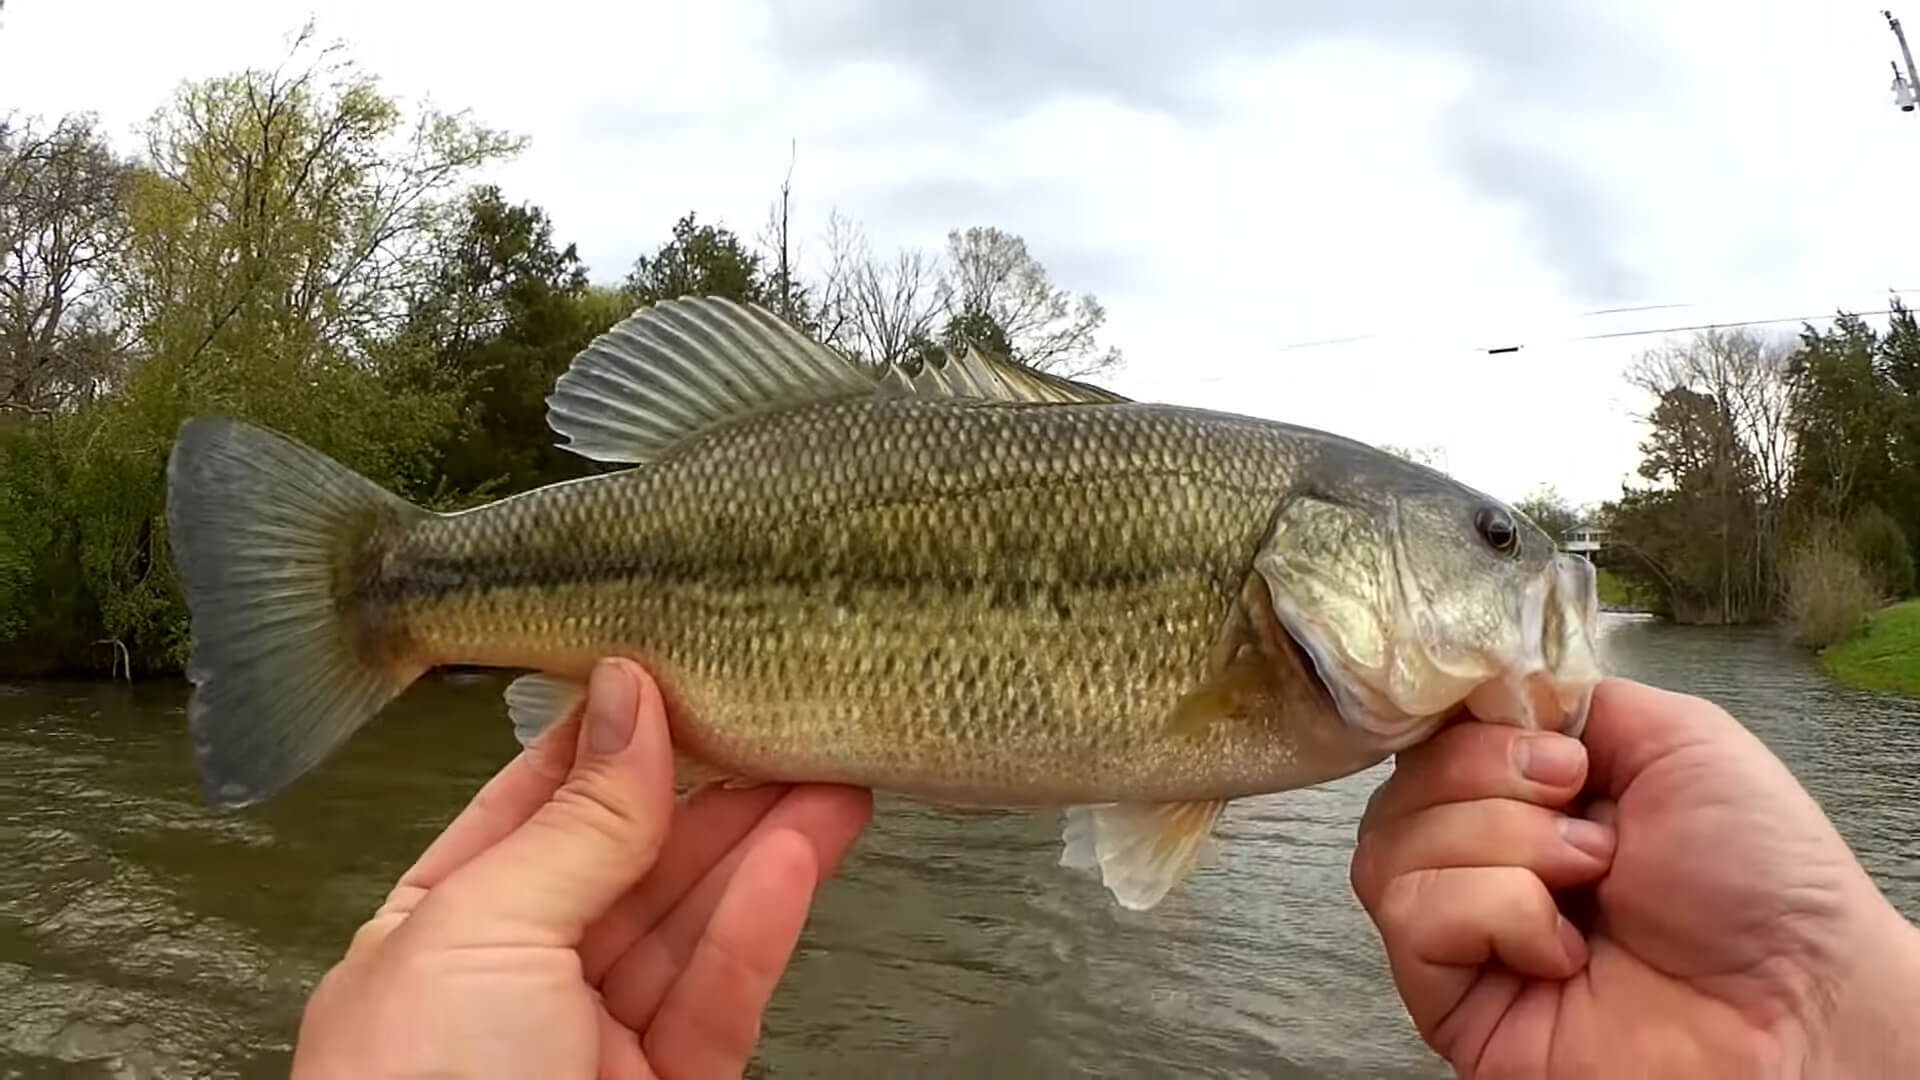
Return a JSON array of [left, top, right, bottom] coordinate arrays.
[[165, 296, 1602, 909]]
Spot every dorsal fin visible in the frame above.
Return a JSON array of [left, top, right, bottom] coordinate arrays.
[[546, 296, 1127, 464], [877, 344, 1132, 406]]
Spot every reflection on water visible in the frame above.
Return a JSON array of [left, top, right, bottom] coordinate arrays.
[[1, 614, 1917, 1077]]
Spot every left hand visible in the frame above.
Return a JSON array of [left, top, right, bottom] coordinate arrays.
[[289, 657, 874, 1079]]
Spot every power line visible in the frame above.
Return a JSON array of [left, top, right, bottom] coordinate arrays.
[[1575, 307, 1905, 342], [1279, 291, 1920, 354]]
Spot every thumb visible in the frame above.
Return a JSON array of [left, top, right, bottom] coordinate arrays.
[[1580, 676, 1741, 798], [418, 657, 677, 945]]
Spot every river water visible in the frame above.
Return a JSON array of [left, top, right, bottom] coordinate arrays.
[[2, 613, 1918, 1078]]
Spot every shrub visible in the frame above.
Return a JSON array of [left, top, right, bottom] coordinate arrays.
[[1845, 504, 1916, 599], [1783, 524, 1880, 648]]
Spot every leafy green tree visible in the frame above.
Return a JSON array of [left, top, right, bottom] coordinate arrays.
[[625, 212, 771, 307], [4, 29, 520, 672], [406, 186, 621, 498]]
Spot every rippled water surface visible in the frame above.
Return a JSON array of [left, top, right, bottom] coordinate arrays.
[[3, 613, 1918, 1077]]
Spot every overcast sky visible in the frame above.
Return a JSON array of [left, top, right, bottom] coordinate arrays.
[[4, 1, 1918, 509]]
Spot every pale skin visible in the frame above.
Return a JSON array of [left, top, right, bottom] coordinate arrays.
[[291, 662, 1920, 1078], [289, 658, 873, 1080], [1351, 676, 1920, 1077]]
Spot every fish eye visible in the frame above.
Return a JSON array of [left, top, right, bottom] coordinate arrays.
[[1474, 506, 1519, 555]]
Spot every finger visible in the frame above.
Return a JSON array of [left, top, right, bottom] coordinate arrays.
[[382, 713, 583, 906], [1351, 797, 1613, 909], [1371, 865, 1587, 1040], [412, 658, 676, 946], [1581, 677, 1730, 799], [1362, 723, 1589, 836], [342, 713, 584, 956], [578, 781, 794, 981], [597, 784, 871, 1030], [596, 1008, 650, 1080], [641, 828, 820, 1078]]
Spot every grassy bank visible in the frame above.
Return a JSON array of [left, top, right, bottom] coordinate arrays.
[[1819, 600, 1920, 697]]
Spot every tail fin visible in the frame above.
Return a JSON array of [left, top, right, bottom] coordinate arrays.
[[166, 417, 427, 808]]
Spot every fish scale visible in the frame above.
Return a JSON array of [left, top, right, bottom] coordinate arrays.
[[164, 295, 1603, 910], [379, 397, 1307, 806]]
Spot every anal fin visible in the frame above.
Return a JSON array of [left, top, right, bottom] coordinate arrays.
[[1060, 799, 1228, 910]]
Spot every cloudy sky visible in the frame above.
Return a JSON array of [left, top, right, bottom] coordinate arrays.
[[4, 1, 1917, 509]]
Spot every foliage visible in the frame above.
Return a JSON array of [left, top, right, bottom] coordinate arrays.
[[1844, 504, 1915, 600], [402, 185, 617, 499], [625, 212, 772, 309], [1604, 328, 1793, 624], [0, 30, 516, 673], [0, 32, 1126, 677], [1513, 485, 1581, 543], [1782, 524, 1878, 649]]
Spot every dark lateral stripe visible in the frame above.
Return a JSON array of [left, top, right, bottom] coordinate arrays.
[[371, 549, 1235, 609]]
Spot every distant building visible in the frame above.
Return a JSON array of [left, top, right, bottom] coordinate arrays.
[[1563, 519, 1609, 557]]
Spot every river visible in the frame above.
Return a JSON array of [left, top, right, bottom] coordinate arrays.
[[2, 613, 1918, 1078]]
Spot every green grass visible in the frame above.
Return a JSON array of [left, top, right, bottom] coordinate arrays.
[[1595, 568, 1632, 608], [1819, 599, 1920, 697]]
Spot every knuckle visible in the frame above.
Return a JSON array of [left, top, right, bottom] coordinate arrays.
[[543, 775, 665, 860], [1349, 835, 1384, 906], [1488, 865, 1554, 923], [1373, 867, 1436, 938]]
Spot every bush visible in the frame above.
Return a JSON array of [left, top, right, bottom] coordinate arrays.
[[1783, 525, 1880, 648], [1845, 504, 1916, 599]]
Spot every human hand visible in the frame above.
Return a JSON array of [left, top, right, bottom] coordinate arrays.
[[1351, 676, 1920, 1077], [289, 657, 873, 1080]]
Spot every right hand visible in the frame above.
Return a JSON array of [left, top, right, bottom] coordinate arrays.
[[1350, 676, 1920, 1077]]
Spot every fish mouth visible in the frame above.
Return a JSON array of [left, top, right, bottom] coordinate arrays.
[[1461, 554, 1602, 737], [1268, 553, 1602, 746]]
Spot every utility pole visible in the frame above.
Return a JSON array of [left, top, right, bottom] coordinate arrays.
[[1887, 10, 1919, 111]]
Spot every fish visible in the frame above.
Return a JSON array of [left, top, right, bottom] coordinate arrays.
[[164, 295, 1603, 911]]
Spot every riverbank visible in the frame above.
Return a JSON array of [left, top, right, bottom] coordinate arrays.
[[1820, 600, 1920, 697]]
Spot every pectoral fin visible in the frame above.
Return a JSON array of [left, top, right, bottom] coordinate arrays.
[[1060, 799, 1228, 910]]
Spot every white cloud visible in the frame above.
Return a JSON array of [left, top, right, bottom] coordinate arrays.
[[4, 0, 1918, 509]]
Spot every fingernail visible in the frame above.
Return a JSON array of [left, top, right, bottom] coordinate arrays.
[[586, 660, 638, 756], [1557, 915, 1588, 967], [1559, 816, 1615, 859], [1515, 733, 1583, 786]]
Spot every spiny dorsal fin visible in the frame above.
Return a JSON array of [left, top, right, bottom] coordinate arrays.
[[876, 344, 1131, 406], [546, 296, 1128, 464]]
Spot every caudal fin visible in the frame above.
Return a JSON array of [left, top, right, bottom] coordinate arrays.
[[166, 417, 427, 808]]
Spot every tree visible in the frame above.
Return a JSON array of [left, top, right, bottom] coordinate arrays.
[[1608, 328, 1793, 624], [1514, 485, 1581, 542], [405, 185, 618, 498], [1784, 305, 1920, 551], [934, 225, 1120, 379], [0, 112, 130, 414], [38, 27, 520, 670], [810, 211, 941, 368], [625, 212, 771, 307]]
